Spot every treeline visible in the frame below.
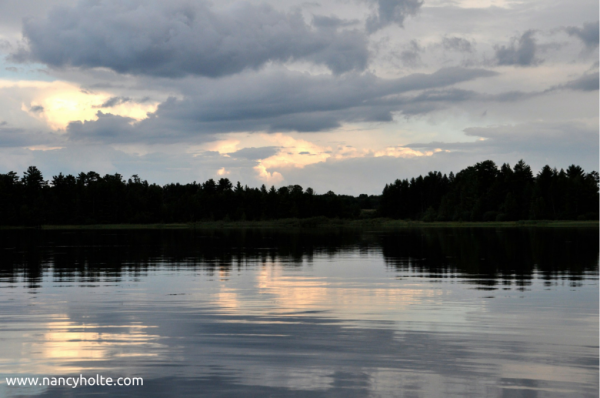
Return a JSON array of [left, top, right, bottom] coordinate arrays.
[[0, 159, 597, 225], [0, 167, 377, 225], [380, 160, 599, 221]]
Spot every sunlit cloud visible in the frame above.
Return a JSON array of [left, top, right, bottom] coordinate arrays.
[[0, 80, 158, 130], [374, 146, 442, 157], [216, 167, 231, 176], [205, 139, 241, 156], [248, 133, 439, 183], [254, 164, 285, 185], [25, 145, 63, 151], [258, 134, 330, 164]]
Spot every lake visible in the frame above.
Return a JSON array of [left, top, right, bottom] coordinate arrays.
[[0, 227, 598, 397]]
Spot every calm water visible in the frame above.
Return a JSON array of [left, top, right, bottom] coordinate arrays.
[[0, 228, 598, 398]]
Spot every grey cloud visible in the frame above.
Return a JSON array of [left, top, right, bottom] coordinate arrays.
[[405, 121, 598, 162], [462, 121, 596, 141], [541, 68, 600, 93], [399, 40, 423, 68], [312, 15, 358, 29], [65, 67, 497, 143], [0, 124, 59, 148], [565, 21, 599, 49], [0, 39, 11, 51], [230, 146, 280, 160], [442, 37, 473, 53], [558, 71, 599, 92], [403, 70, 599, 110], [67, 112, 140, 143], [395, 88, 479, 115], [29, 105, 44, 113], [14, 0, 369, 77], [366, 0, 423, 33], [307, 29, 369, 74], [495, 30, 540, 67], [94, 96, 132, 108], [0, 126, 29, 147]]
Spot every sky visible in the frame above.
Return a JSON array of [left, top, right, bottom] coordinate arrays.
[[0, 0, 597, 194]]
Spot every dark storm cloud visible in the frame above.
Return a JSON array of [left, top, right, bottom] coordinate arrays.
[[230, 147, 280, 160], [564, 21, 599, 49], [495, 30, 540, 67], [365, 0, 423, 33], [14, 0, 369, 77], [65, 67, 498, 143]]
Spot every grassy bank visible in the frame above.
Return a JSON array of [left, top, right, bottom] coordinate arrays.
[[1, 218, 597, 230]]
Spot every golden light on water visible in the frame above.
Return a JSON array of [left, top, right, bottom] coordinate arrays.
[[207, 264, 443, 321], [3, 315, 162, 375]]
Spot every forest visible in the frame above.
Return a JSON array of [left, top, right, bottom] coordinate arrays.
[[0, 159, 597, 225]]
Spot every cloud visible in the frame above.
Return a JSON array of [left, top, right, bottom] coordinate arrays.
[[556, 71, 599, 92], [67, 112, 139, 143], [230, 146, 280, 160], [495, 30, 540, 67], [442, 37, 473, 53], [14, 0, 370, 77], [0, 123, 60, 148], [0, 79, 159, 130], [366, 0, 423, 33], [312, 15, 359, 29], [405, 121, 599, 163], [399, 40, 423, 68], [94, 96, 132, 108], [64, 67, 497, 143], [564, 21, 599, 49]]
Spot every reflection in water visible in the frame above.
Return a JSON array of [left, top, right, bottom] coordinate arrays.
[[0, 228, 597, 397]]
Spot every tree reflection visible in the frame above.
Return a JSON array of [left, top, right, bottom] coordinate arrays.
[[0, 228, 597, 288]]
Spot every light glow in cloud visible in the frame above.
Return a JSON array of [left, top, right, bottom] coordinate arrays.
[[374, 147, 442, 157], [216, 167, 231, 176], [0, 80, 158, 130], [250, 133, 438, 183], [253, 134, 330, 183]]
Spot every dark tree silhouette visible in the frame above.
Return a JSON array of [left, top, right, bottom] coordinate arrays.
[[0, 160, 597, 225], [379, 160, 598, 222]]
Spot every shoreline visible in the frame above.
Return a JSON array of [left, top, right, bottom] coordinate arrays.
[[1, 219, 597, 230]]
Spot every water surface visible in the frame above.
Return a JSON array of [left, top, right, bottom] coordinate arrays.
[[1, 228, 598, 397]]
